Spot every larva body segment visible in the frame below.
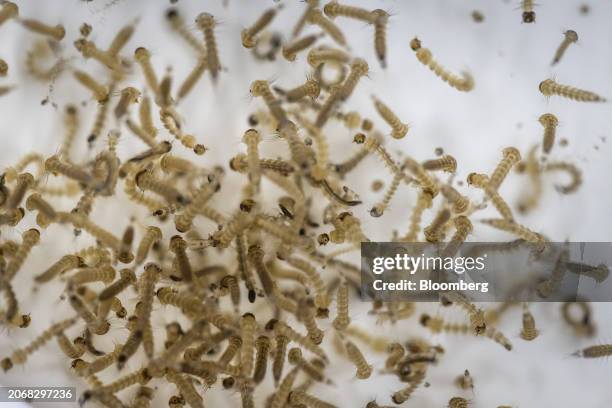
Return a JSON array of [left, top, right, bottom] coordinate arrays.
[[5, 228, 40, 281], [400, 190, 433, 242], [332, 280, 350, 330], [573, 344, 612, 359], [412, 40, 474, 92], [45, 155, 92, 185], [69, 265, 116, 285], [253, 335, 271, 383], [166, 9, 206, 56], [177, 57, 207, 101], [422, 155, 457, 173], [307, 46, 350, 68], [166, 368, 204, 408], [73, 70, 109, 102], [272, 334, 289, 384], [441, 291, 486, 335], [133, 386, 154, 408], [539, 79, 605, 102], [306, 9, 346, 46], [372, 96, 408, 139], [195, 12, 221, 81], [271, 367, 299, 408], [35, 254, 81, 283], [391, 369, 425, 404], [345, 340, 372, 379], [481, 218, 546, 249], [134, 47, 159, 95], [323, 1, 376, 23], [26, 192, 57, 227], [282, 33, 321, 61], [135, 168, 186, 205], [520, 303, 539, 341], [403, 156, 439, 197], [489, 147, 521, 191], [424, 208, 451, 242], [289, 390, 338, 408], [372, 9, 389, 68], [285, 79, 321, 102], [339, 58, 369, 101], [543, 161, 582, 194], [56, 333, 85, 359], [440, 184, 470, 213], [6, 172, 34, 210], [21, 19, 65, 41], [250, 79, 288, 124], [467, 173, 514, 221], [114, 87, 141, 119], [240, 313, 257, 377], [552, 30, 578, 65], [449, 397, 470, 408], [135, 226, 162, 265]]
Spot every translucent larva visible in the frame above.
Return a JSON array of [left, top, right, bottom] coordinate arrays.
[[195, 12, 221, 81], [5, 172, 34, 210], [489, 147, 521, 191], [177, 57, 207, 101], [285, 79, 321, 102], [135, 226, 162, 265], [69, 264, 116, 285], [573, 344, 612, 359], [552, 30, 578, 65], [391, 369, 426, 404], [422, 155, 457, 173], [45, 155, 92, 185], [56, 333, 85, 359], [538, 113, 558, 154], [289, 390, 338, 408], [114, 86, 141, 119], [372, 95, 408, 139], [339, 58, 369, 101], [25, 192, 57, 227], [271, 366, 299, 408], [20, 19, 66, 41], [35, 254, 83, 283], [87, 94, 111, 147], [133, 386, 154, 408], [307, 46, 350, 68], [2, 317, 76, 371], [441, 291, 486, 335], [323, 1, 376, 23], [481, 218, 546, 249], [0, 2, 18, 27], [421, 314, 512, 351], [240, 313, 257, 377], [4, 228, 40, 281], [241, 5, 281, 48], [424, 208, 451, 242], [399, 190, 433, 242], [566, 261, 609, 283], [345, 340, 372, 379], [106, 21, 136, 57], [449, 397, 470, 408], [134, 47, 159, 95], [410, 38, 474, 92], [73, 70, 109, 102], [298, 299, 324, 344], [539, 79, 606, 102], [135, 168, 186, 205], [282, 33, 322, 62], [74, 39, 122, 73], [467, 173, 514, 221], [403, 156, 439, 197], [271, 319, 328, 360], [250, 79, 288, 124], [543, 161, 582, 194], [372, 9, 389, 68], [166, 368, 204, 408], [520, 303, 539, 341], [521, 0, 536, 23], [455, 369, 474, 391], [332, 280, 350, 330], [306, 9, 346, 46], [440, 184, 470, 214]]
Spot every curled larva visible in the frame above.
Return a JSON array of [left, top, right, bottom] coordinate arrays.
[[543, 161, 582, 194], [371, 95, 408, 139], [539, 78, 606, 102], [411, 38, 474, 92]]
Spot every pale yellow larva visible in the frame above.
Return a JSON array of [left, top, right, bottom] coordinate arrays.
[[539, 78, 606, 102], [0, 2, 19, 27], [411, 38, 474, 92], [114, 86, 141, 119], [372, 9, 389, 68], [4, 228, 40, 281], [332, 280, 350, 330], [552, 30, 578, 65], [135, 168, 186, 205], [520, 303, 539, 341], [73, 70, 109, 103], [372, 95, 408, 139], [241, 5, 281, 48], [538, 113, 558, 154], [21, 19, 65, 41], [195, 12, 221, 81], [253, 335, 271, 383], [134, 47, 159, 95], [288, 390, 338, 408], [345, 340, 372, 379], [306, 8, 346, 46], [323, 1, 377, 23]]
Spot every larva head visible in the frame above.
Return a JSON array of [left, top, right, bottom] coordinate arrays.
[[193, 144, 207, 155], [449, 397, 470, 408], [538, 79, 555, 96], [370, 204, 384, 218], [1, 2, 18, 18], [502, 146, 521, 162], [134, 47, 151, 62], [410, 37, 422, 51], [122, 87, 141, 102], [53, 25, 66, 40], [323, 1, 339, 18], [17, 172, 35, 187], [370, 9, 389, 24], [147, 226, 163, 240], [169, 235, 187, 252], [288, 347, 303, 364], [242, 128, 261, 144], [564, 29, 579, 42], [23, 228, 41, 244], [249, 80, 269, 96], [71, 358, 88, 375], [317, 233, 330, 245], [350, 58, 369, 76], [538, 113, 558, 127], [1, 358, 13, 372], [353, 133, 366, 144], [229, 154, 248, 171], [240, 198, 257, 213], [522, 11, 535, 23], [195, 12, 215, 30], [222, 377, 235, 389], [466, 172, 488, 187], [454, 215, 473, 234], [241, 29, 256, 49]]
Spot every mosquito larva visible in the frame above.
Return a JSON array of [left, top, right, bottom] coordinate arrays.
[[298, 299, 324, 344], [134, 47, 159, 95], [424, 208, 451, 242], [45, 154, 92, 185], [25, 192, 57, 227], [521, 0, 536, 23], [467, 173, 514, 221], [230, 154, 294, 176], [480, 218, 546, 248], [384, 343, 405, 370], [0, 58, 7, 76], [240, 313, 257, 377], [543, 161, 582, 194], [285, 256, 329, 311], [344, 340, 372, 379], [372, 9, 389, 68], [357, 133, 403, 177], [271, 319, 328, 360], [285, 79, 321, 103], [0, 278, 19, 323], [20, 19, 65, 41], [339, 58, 369, 101], [282, 33, 322, 62], [421, 314, 512, 350], [174, 177, 220, 232], [242, 5, 281, 48], [399, 190, 433, 242], [4, 228, 40, 281], [195, 12, 221, 82], [440, 184, 470, 214], [56, 333, 85, 359], [69, 292, 110, 335], [332, 280, 350, 330], [0, 2, 18, 26], [2, 317, 76, 371], [135, 226, 162, 265], [177, 57, 207, 101], [539, 78, 605, 102], [410, 38, 474, 92], [288, 347, 329, 383], [87, 94, 111, 147], [391, 367, 426, 404], [371, 95, 408, 139], [133, 386, 154, 408], [442, 291, 486, 335], [289, 390, 337, 408], [323, 1, 376, 23], [449, 397, 470, 408], [114, 86, 141, 119], [6, 172, 34, 210], [536, 113, 559, 155], [35, 254, 83, 283], [166, 368, 204, 408], [551, 30, 579, 66], [271, 366, 299, 408], [127, 140, 172, 165], [307, 8, 346, 46], [455, 369, 474, 391], [566, 261, 609, 283], [170, 236, 193, 283], [489, 147, 521, 191], [253, 335, 271, 383], [74, 39, 122, 73], [520, 303, 539, 341], [135, 168, 186, 205], [307, 46, 350, 68], [403, 157, 439, 197], [69, 264, 116, 285], [422, 155, 457, 173], [73, 70, 109, 103], [573, 344, 612, 359]]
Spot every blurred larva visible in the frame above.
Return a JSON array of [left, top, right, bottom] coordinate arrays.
[[166, 8, 205, 55], [449, 397, 470, 408], [536, 246, 569, 298], [60, 104, 79, 161], [573, 344, 612, 359], [99, 268, 135, 300], [489, 147, 521, 191], [372, 9, 389, 68], [272, 334, 289, 385], [157, 287, 204, 316], [271, 366, 299, 408], [230, 154, 294, 176], [520, 303, 539, 341], [538, 113, 558, 154], [0, 58, 8, 76], [332, 280, 350, 330], [177, 57, 207, 101], [250, 79, 288, 124], [69, 265, 116, 285], [424, 208, 451, 242], [240, 313, 257, 377], [440, 184, 470, 214], [521, 0, 536, 23], [45, 154, 92, 184], [1, 317, 76, 372], [56, 333, 85, 359], [306, 9, 346, 46], [74, 39, 122, 73], [135, 226, 162, 265], [357, 133, 403, 177], [410, 38, 474, 92], [134, 47, 159, 95], [0, 2, 18, 26], [170, 235, 193, 283], [69, 292, 110, 335], [0, 207, 24, 227], [35, 254, 83, 283], [467, 173, 514, 221], [298, 299, 324, 344], [385, 343, 405, 370], [285, 78, 321, 102], [114, 86, 141, 119], [421, 314, 512, 350], [543, 161, 582, 194], [87, 93, 111, 146], [26, 192, 57, 227], [271, 319, 328, 360], [135, 168, 186, 205], [0, 278, 19, 324], [242, 5, 281, 48], [423, 155, 457, 173], [4, 228, 40, 281], [441, 291, 486, 335], [166, 368, 204, 408], [552, 30, 578, 65], [289, 390, 337, 408], [399, 190, 433, 242], [5, 172, 34, 210], [73, 70, 108, 102], [218, 335, 242, 369], [403, 156, 439, 197], [138, 95, 156, 138], [372, 95, 408, 139], [106, 21, 136, 57], [539, 78, 606, 102], [117, 225, 135, 264], [391, 369, 426, 404], [566, 261, 609, 283], [195, 12, 221, 81], [253, 335, 271, 383], [455, 369, 474, 391], [323, 1, 376, 23], [20, 19, 65, 41], [370, 171, 401, 217], [285, 256, 329, 310], [307, 46, 350, 68], [242, 128, 263, 194], [220, 275, 241, 309], [345, 340, 372, 379], [480, 218, 546, 249], [288, 347, 328, 383], [282, 33, 322, 61], [98, 367, 151, 394], [133, 386, 154, 408], [339, 58, 369, 101]]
